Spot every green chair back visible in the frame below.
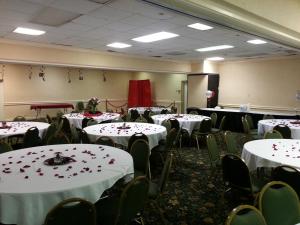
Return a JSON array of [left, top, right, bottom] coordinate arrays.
[[161, 119, 171, 133], [206, 134, 221, 167], [80, 130, 91, 144], [222, 154, 254, 194], [82, 117, 92, 129], [158, 153, 173, 193], [210, 112, 217, 128], [259, 181, 300, 225], [169, 118, 180, 131], [263, 114, 275, 120], [164, 128, 177, 151], [42, 123, 58, 144], [13, 116, 26, 121], [219, 115, 227, 131], [87, 119, 98, 126], [47, 132, 70, 145], [44, 198, 96, 225], [241, 117, 250, 134], [46, 114, 53, 124], [224, 131, 239, 154], [23, 127, 41, 148], [116, 176, 149, 225], [199, 118, 212, 133], [272, 165, 300, 198], [75, 101, 85, 112], [226, 205, 267, 225], [245, 114, 255, 129], [58, 117, 71, 136], [160, 109, 170, 114], [130, 139, 150, 176], [263, 130, 283, 139], [129, 109, 140, 121], [273, 125, 291, 139], [135, 116, 148, 123], [127, 133, 148, 152], [95, 136, 115, 147], [171, 106, 177, 114], [70, 125, 80, 143], [0, 142, 13, 154]]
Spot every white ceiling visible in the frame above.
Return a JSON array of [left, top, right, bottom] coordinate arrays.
[[0, 0, 299, 61]]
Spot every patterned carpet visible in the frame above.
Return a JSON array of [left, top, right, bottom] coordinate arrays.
[[143, 133, 254, 225]]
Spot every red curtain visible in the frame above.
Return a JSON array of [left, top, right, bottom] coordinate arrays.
[[128, 80, 152, 107]]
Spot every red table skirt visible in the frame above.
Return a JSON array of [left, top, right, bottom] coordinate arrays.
[[30, 103, 74, 110]]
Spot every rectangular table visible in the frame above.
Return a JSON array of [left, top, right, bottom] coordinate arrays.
[[30, 103, 74, 117]]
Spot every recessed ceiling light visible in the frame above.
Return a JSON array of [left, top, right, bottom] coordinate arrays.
[[188, 23, 213, 30], [247, 39, 267, 44], [196, 45, 234, 52], [13, 27, 45, 36], [106, 42, 132, 48], [206, 57, 224, 61], [132, 31, 179, 43]]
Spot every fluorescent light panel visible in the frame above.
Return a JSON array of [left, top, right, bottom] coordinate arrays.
[[196, 45, 233, 52], [206, 57, 224, 61], [247, 39, 267, 44], [107, 42, 132, 48], [188, 23, 213, 30], [132, 31, 179, 43], [13, 27, 45, 36]]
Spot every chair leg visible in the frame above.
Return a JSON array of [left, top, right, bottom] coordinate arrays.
[[195, 136, 200, 151]]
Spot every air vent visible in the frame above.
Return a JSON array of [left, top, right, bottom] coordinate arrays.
[[107, 49, 117, 52], [235, 52, 269, 58], [152, 55, 162, 58], [51, 42, 73, 47], [165, 51, 186, 56]]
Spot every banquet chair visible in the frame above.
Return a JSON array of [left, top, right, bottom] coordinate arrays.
[[171, 106, 177, 114], [95, 176, 149, 225], [42, 123, 58, 145], [169, 118, 180, 131], [160, 109, 169, 114], [210, 112, 218, 128], [263, 130, 283, 139], [224, 131, 239, 155], [222, 154, 264, 200], [46, 114, 53, 124], [161, 119, 171, 133], [192, 118, 212, 151], [143, 109, 151, 117], [263, 114, 275, 120], [47, 132, 70, 145], [75, 101, 85, 112], [0, 142, 13, 154], [212, 115, 226, 133], [127, 133, 149, 152], [245, 114, 257, 132], [258, 181, 300, 225], [87, 119, 98, 126], [95, 136, 115, 147], [273, 124, 291, 139], [82, 117, 92, 129], [13, 116, 26, 121], [241, 117, 259, 140], [188, 110, 199, 115], [226, 205, 267, 225], [129, 109, 140, 121], [44, 198, 96, 225], [135, 116, 148, 123], [80, 130, 91, 144], [23, 127, 42, 148], [6, 134, 24, 150], [145, 116, 154, 124], [206, 134, 221, 176], [272, 165, 300, 198], [130, 139, 151, 178], [99, 120, 112, 124], [148, 153, 173, 224]]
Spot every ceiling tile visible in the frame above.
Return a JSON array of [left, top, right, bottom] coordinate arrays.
[[89, 5, 133, 21], [50, 0, 102, 14]]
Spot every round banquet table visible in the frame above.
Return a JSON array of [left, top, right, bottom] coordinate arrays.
[[83, 122, 167, 149], [0, 144, 133, 225], [151, 114, 210, 134], [128, 107, 171, 114], [242, 139, 300, 172], [258, 119, 300, 139], [0, 121, 49, 138], [64, 112, 120, 129]]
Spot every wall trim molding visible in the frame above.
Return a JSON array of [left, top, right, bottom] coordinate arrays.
[[219, 103, 297, 113]]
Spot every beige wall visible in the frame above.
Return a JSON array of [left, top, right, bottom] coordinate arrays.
[[187, 75, 208, 108], [218, 56, 300, 112], [3, 64, 187, 119], [133, 72, 187, 112]]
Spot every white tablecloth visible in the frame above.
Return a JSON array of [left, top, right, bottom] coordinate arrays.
[[128, 107, 171, 114], [258, 119, 300, 139], [242, 139, 300, 171], [0, 144, 133, 225], [83, 122, 167, 149], [0, 121, 49, 138], [151, 114, 210, 134], [64, 112, 120, 129]]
